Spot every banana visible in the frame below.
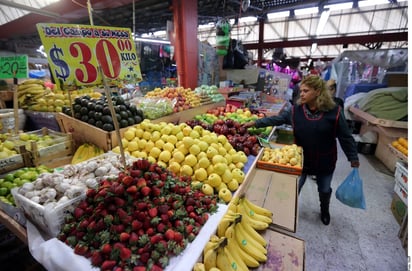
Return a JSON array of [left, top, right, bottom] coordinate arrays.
[[234, 222, 267, 262], [21, 79, 44, 85], [240, 196, 273, 218], [227, 235, 260, 268], [237, 204, 269, 231], [240, 215, 267, 247], [216, 245, 233, 271], [238, 200, 272, 225], [224, 245, 249, 271], [203, 245, 218, 270], [193, 262, 206, 271], [203, 239, 221, 257], [217, 212, 240, 237]]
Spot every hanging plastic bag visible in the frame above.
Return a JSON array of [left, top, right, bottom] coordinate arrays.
[[335, 168, 366, 209]]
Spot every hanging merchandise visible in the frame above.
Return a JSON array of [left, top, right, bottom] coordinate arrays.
[[215, 19, 231, 56]]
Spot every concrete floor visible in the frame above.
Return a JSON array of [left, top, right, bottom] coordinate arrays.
[[295, 145, 408, 271]]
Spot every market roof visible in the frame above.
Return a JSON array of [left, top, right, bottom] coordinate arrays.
[[0, 0, 408, 61]]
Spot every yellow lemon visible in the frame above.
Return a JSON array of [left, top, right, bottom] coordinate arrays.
[[202, 183, 214, 195], [184, 154, 197, 167], [172, 151, 185, 163], [194, 168, 208, 181], [180, 164, 193, 176], [124, 129, 136, 141]]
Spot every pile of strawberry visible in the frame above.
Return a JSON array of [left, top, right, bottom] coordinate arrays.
[[57, 159, 219, 271]]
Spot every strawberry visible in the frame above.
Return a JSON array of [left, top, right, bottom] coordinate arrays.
[[135, 202, 147, 211], [186, 205, 194, 213], [73, 207, 85, 220], [150, 233, 163, 244], [133, 266, 146, 271], [131, 220, 143, 231], [134, 159, 150, 171], [129, 232, 139, 245], [126, 185, 137, 194], [90, 251, 103, 266], [101, 243, 112, 254], [101, 260, 116, 270], [150, 264, 164, 271], [174, 232, 183, 243], [156, 222, 167, 233], [117, 209, 129, 220], [151, 186, 162, 197], [114, 197, 126, 207], [120, 247, 132, 261], [86, 188, 97, 198], [139, 252, 150, 264], [141, 186, 151, 196], [114, 184, 125, 195], [160, 214, 169, 223], [130, 169, 142, 178], [119, 232, 130, 243], [158, 204, 169, 214], [136, 178, 147, 189], [74, 243, 88, 256], [148, 207, 158, 218], [164, 229, 175, 241], [146, 227, 155, 236], [121, 175, 134, 186]]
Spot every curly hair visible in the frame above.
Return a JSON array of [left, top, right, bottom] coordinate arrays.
[[297, 75, 336, 111]]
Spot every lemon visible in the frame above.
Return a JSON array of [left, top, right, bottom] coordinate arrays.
[[151, 131, 161, 141], [217, 134, 228, 144], [189, 144, 201, 156], [159, 150, 172, 163], [207, 173, 222, 188], [198, 157, 210, 169], [144, 141, 155, 152], [163, 142, 175, 153], [167, 135, 178, 145], [184, 154, 197, 167], [143, 131, 152, 141], [155, 139, 165, 149], [189, 130, 200, 139], [212, 154, 225, 165], [182, 137, 195, 148], [172, 151, 185, 163], [201, 183, 214, 195], [198, 141, 209, 152], [127, 141, 139, 152], [149, 147, 161, 158], [180, 164, 193, 176], [206, 146, 218, 159], [221, 169, 233, 183], [218, 188, 232, 203], [227, 179, 239, 191], [194, 168, 208, 181], [168, 161, 181, 174], [135, 128, 144, 138]]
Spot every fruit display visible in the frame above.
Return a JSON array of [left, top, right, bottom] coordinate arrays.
[[186, 118, 265, 156], [132, 97, 174, 120], [57, 159, 219, 271], [144, 86, 202, 112], [0, 165, 53, 205], [112, 120, 248, 202], [0, 138, 18, 159], [194, 85, 225, 103], [391, 137, 408, 156], [17, 79, 102, 112], [62, 95, 144, 131], [199, 195, 273, 270], [10, 129, 69, 152], [260, 144, 302, 166], [71, 143, 104, 164]]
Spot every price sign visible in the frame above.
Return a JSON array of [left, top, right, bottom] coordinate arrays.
[[0, 55, 28, 79], [37, 23, 142, 90]]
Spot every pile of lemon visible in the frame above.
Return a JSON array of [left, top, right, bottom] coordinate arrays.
[[391, 137, 408, 156]]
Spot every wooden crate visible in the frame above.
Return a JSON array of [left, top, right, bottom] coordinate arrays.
[[0, 145, 31, 174], [23, 128, 74, 167]]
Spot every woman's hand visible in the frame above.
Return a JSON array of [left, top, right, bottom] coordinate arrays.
[[243, 121, 255, 129], [350, 160, 360, 168]]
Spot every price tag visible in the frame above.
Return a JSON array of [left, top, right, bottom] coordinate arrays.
[[0, 55, 28, 79], [37, 23, 142, 90]]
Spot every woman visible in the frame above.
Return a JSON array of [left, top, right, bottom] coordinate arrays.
[[327, 79, 344, 108], [244, 75, 359, 225]]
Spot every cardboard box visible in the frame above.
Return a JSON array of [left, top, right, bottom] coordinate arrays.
[[395, 161, 408, 192], [244, 168, 298, 232], [256, 228, 305, 271], [394, 181, 408, 206]]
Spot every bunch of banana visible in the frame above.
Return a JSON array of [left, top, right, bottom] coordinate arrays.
[[17, 79, 50, 109], [229, 195, 273, 230], [71, 143, 104, 164]]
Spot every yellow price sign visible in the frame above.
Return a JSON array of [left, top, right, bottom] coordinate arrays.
[[37, 23, 142, 89]]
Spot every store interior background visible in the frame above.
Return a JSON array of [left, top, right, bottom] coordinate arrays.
[[0, 0, 408, 270]]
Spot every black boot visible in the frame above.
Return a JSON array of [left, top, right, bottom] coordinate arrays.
[[319, 189, 332, 225]]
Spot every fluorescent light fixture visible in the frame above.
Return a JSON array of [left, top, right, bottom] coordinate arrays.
[[310, 43, 317, 54], [135, 37, 171, 44], [267, 11, 290, 19], [229, 19, 236, 25], [198, 22, 215, 29], [324, 2, 353, 11], [358, 0, 389, 7], [316, 9, 330, 36], [141, 33, 152, 38], [294, 7, 318, 16], [239, 16, 257, 23], [153, 30, 166, 36]]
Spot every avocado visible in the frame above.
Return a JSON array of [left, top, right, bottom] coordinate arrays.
[[102, 123, 114, 131], [101, 115, 113, 124], [120, 119, 129, 128]]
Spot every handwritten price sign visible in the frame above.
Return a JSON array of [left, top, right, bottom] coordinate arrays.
[[0, 55, 28, 79], [37, 23, 142, 90]]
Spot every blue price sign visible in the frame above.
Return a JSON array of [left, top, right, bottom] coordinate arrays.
[[0, 55, 28, 79]]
